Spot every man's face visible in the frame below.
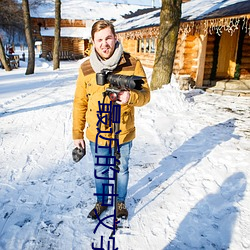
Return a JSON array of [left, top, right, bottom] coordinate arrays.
[[93, 27, 117, 60]]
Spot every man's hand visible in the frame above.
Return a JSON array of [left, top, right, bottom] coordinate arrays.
[[116, 90, 130, 105], [74, 139, 85, 149]]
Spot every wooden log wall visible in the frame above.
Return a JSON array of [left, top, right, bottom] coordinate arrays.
[[173, 34, 199, 80], [120, 38, 156, 68], [32, 18, 86, 29], [120, 31, 200, 78], [173, 34, 185, 75], [61, 38, 74, 52], [120, 39, 137, 54], [41, 37, 53, 58], [183, 35, 198, 79], [203, 33, 216, 82], [41, 37, 86, 58], [134, 53, 156, 68], [72, 38, 87, 56]]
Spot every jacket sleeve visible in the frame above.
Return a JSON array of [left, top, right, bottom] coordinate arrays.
[[72, 68, 88, 140], [128, 59, 150, 107]]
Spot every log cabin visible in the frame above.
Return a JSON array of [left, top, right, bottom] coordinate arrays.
[[115, 0, 250, 93], [31, 18, 92, 60]]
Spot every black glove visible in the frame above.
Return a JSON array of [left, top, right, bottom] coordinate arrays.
[[72, 146, 86, 162]]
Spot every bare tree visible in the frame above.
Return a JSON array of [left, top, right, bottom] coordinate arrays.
[[53, 0, 61, 70], [151, 0, 182, 90], [22, 0, 35, 75], [0, 0, 23, 71], [0, 37, 11, 71], [0, 0, 24, 37]]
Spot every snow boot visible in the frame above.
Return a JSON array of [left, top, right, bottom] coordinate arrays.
[[116, 202, 128, 219], [88, 202, 107, 219]]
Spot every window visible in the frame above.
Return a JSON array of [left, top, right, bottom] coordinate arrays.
[[137, 38, 156, 54]]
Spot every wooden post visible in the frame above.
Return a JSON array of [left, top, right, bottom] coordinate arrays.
[[195, 32, 207, 88]]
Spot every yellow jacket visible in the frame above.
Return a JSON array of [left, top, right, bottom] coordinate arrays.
[[72, 52, 150, 146]]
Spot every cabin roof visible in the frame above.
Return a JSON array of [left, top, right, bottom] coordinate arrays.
[[182, 0, 250, 21], [30, 0, 151, 20], [115, 0, 250, 32], [115, 8, 160, 33]]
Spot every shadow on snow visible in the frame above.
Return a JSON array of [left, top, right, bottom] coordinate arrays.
[[129, 118, 239, 213], [127, 118, 243, 248], [0, 100, 73, 117], [164, 172, 247, 249]]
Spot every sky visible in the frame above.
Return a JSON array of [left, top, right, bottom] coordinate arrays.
[[0, 48, 249, 250]]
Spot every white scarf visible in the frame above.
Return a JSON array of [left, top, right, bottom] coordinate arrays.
[[90, 41, 123, 73]]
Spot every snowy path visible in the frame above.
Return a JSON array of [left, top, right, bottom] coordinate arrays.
[[0, 59, 250, 249]]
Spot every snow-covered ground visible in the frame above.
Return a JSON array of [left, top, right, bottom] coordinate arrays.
[[0, 49, 249, 250]]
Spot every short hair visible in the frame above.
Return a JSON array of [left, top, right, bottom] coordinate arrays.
[[91, 20, 116, 40]]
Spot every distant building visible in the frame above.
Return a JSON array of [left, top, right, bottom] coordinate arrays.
[[31, 17, 92, 60]]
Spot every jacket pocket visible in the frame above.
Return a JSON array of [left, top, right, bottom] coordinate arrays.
[[121, 107, 135, 133]]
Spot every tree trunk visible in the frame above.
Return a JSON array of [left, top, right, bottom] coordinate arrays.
[[151, 0, 182, 90], [0, 37, 11, 71], [53, 0, 61, 70], [22, 0, 35, 75]]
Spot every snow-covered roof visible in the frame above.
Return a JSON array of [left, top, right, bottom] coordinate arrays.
[[114, 8, 160, 33], [182, 0, 250, 21], [30, 0, 151, 20], [40, 27, 91, 39], [114, 0, 250, 33]]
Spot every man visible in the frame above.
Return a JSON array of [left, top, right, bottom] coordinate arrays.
[[72, 20, 150, 219]]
